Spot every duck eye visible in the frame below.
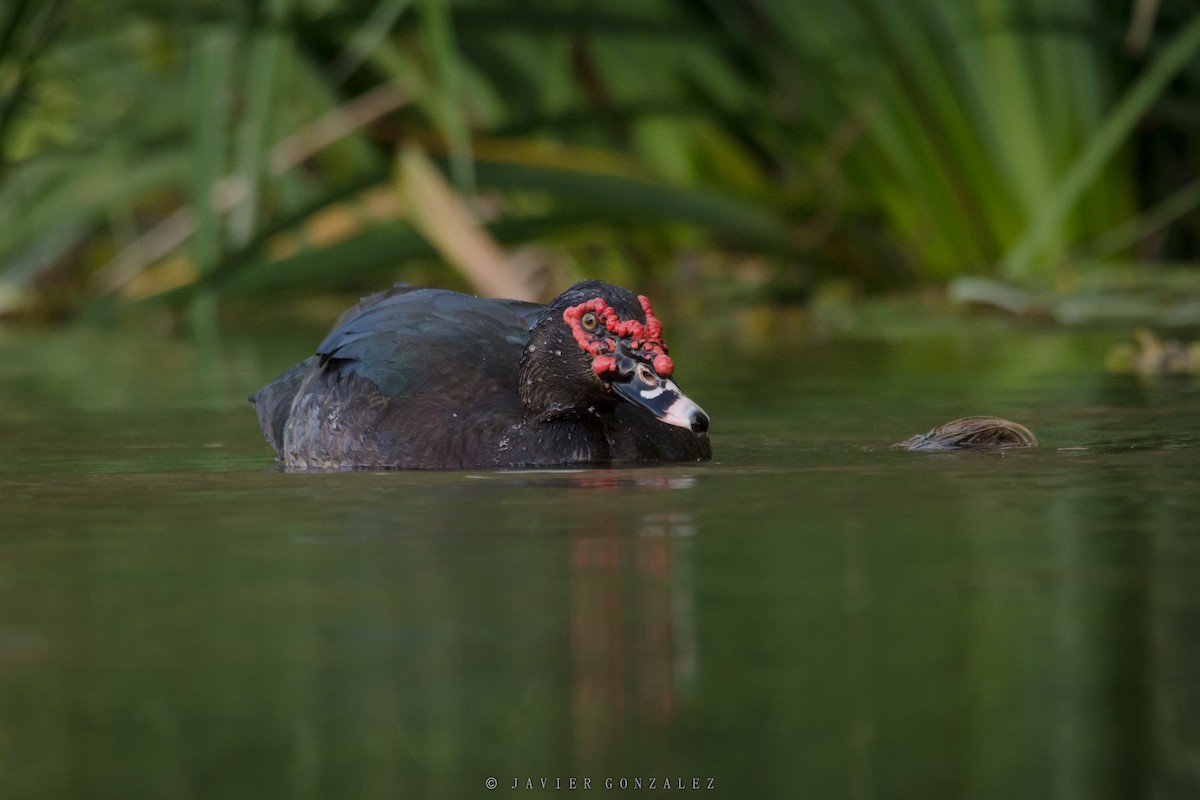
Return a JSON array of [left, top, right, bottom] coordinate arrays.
[[581, 312, 599, 332]]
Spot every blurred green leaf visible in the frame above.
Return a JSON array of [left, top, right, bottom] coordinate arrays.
[[1001, 13, 1200, 280], [0, 0, 1197, 320]]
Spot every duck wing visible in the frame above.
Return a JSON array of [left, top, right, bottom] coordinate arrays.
[[252, 284, 545, 468], [315, 284, 542, 399]]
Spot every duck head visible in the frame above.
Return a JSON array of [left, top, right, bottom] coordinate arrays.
[[520, 280, 709, 433]]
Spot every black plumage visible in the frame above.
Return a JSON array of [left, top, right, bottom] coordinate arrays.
[[251, 281, 712, 470]]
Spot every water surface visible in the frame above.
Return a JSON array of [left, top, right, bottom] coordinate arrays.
[[1, 321, 1197, 799]]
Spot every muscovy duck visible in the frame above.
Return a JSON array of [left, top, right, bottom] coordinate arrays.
[[252, 280, 711, 470]]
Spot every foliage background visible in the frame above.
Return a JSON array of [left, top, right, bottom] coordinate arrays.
[[2, 0, 1199, 324]]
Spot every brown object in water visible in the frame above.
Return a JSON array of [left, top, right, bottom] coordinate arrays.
[[894, 416, 1038, 452], [1104, 328, 1200, 376]]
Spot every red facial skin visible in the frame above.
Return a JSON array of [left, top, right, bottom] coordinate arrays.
[[562, 295, 675, 379]]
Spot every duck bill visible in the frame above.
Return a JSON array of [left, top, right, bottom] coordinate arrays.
[[610, 373, 710, 433]]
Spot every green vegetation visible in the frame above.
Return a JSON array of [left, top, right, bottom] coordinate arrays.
[[1, 0, 1199, 321]]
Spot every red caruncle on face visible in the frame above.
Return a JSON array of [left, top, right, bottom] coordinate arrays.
[[562, 295, 675, 379]]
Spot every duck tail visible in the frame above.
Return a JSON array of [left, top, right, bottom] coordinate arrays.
[[250, 358, 314, 458]]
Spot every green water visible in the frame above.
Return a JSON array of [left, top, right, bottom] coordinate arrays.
[[1, 320, 1198, 799]]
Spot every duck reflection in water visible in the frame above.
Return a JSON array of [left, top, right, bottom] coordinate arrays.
[[569, 510, 698, 756]]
